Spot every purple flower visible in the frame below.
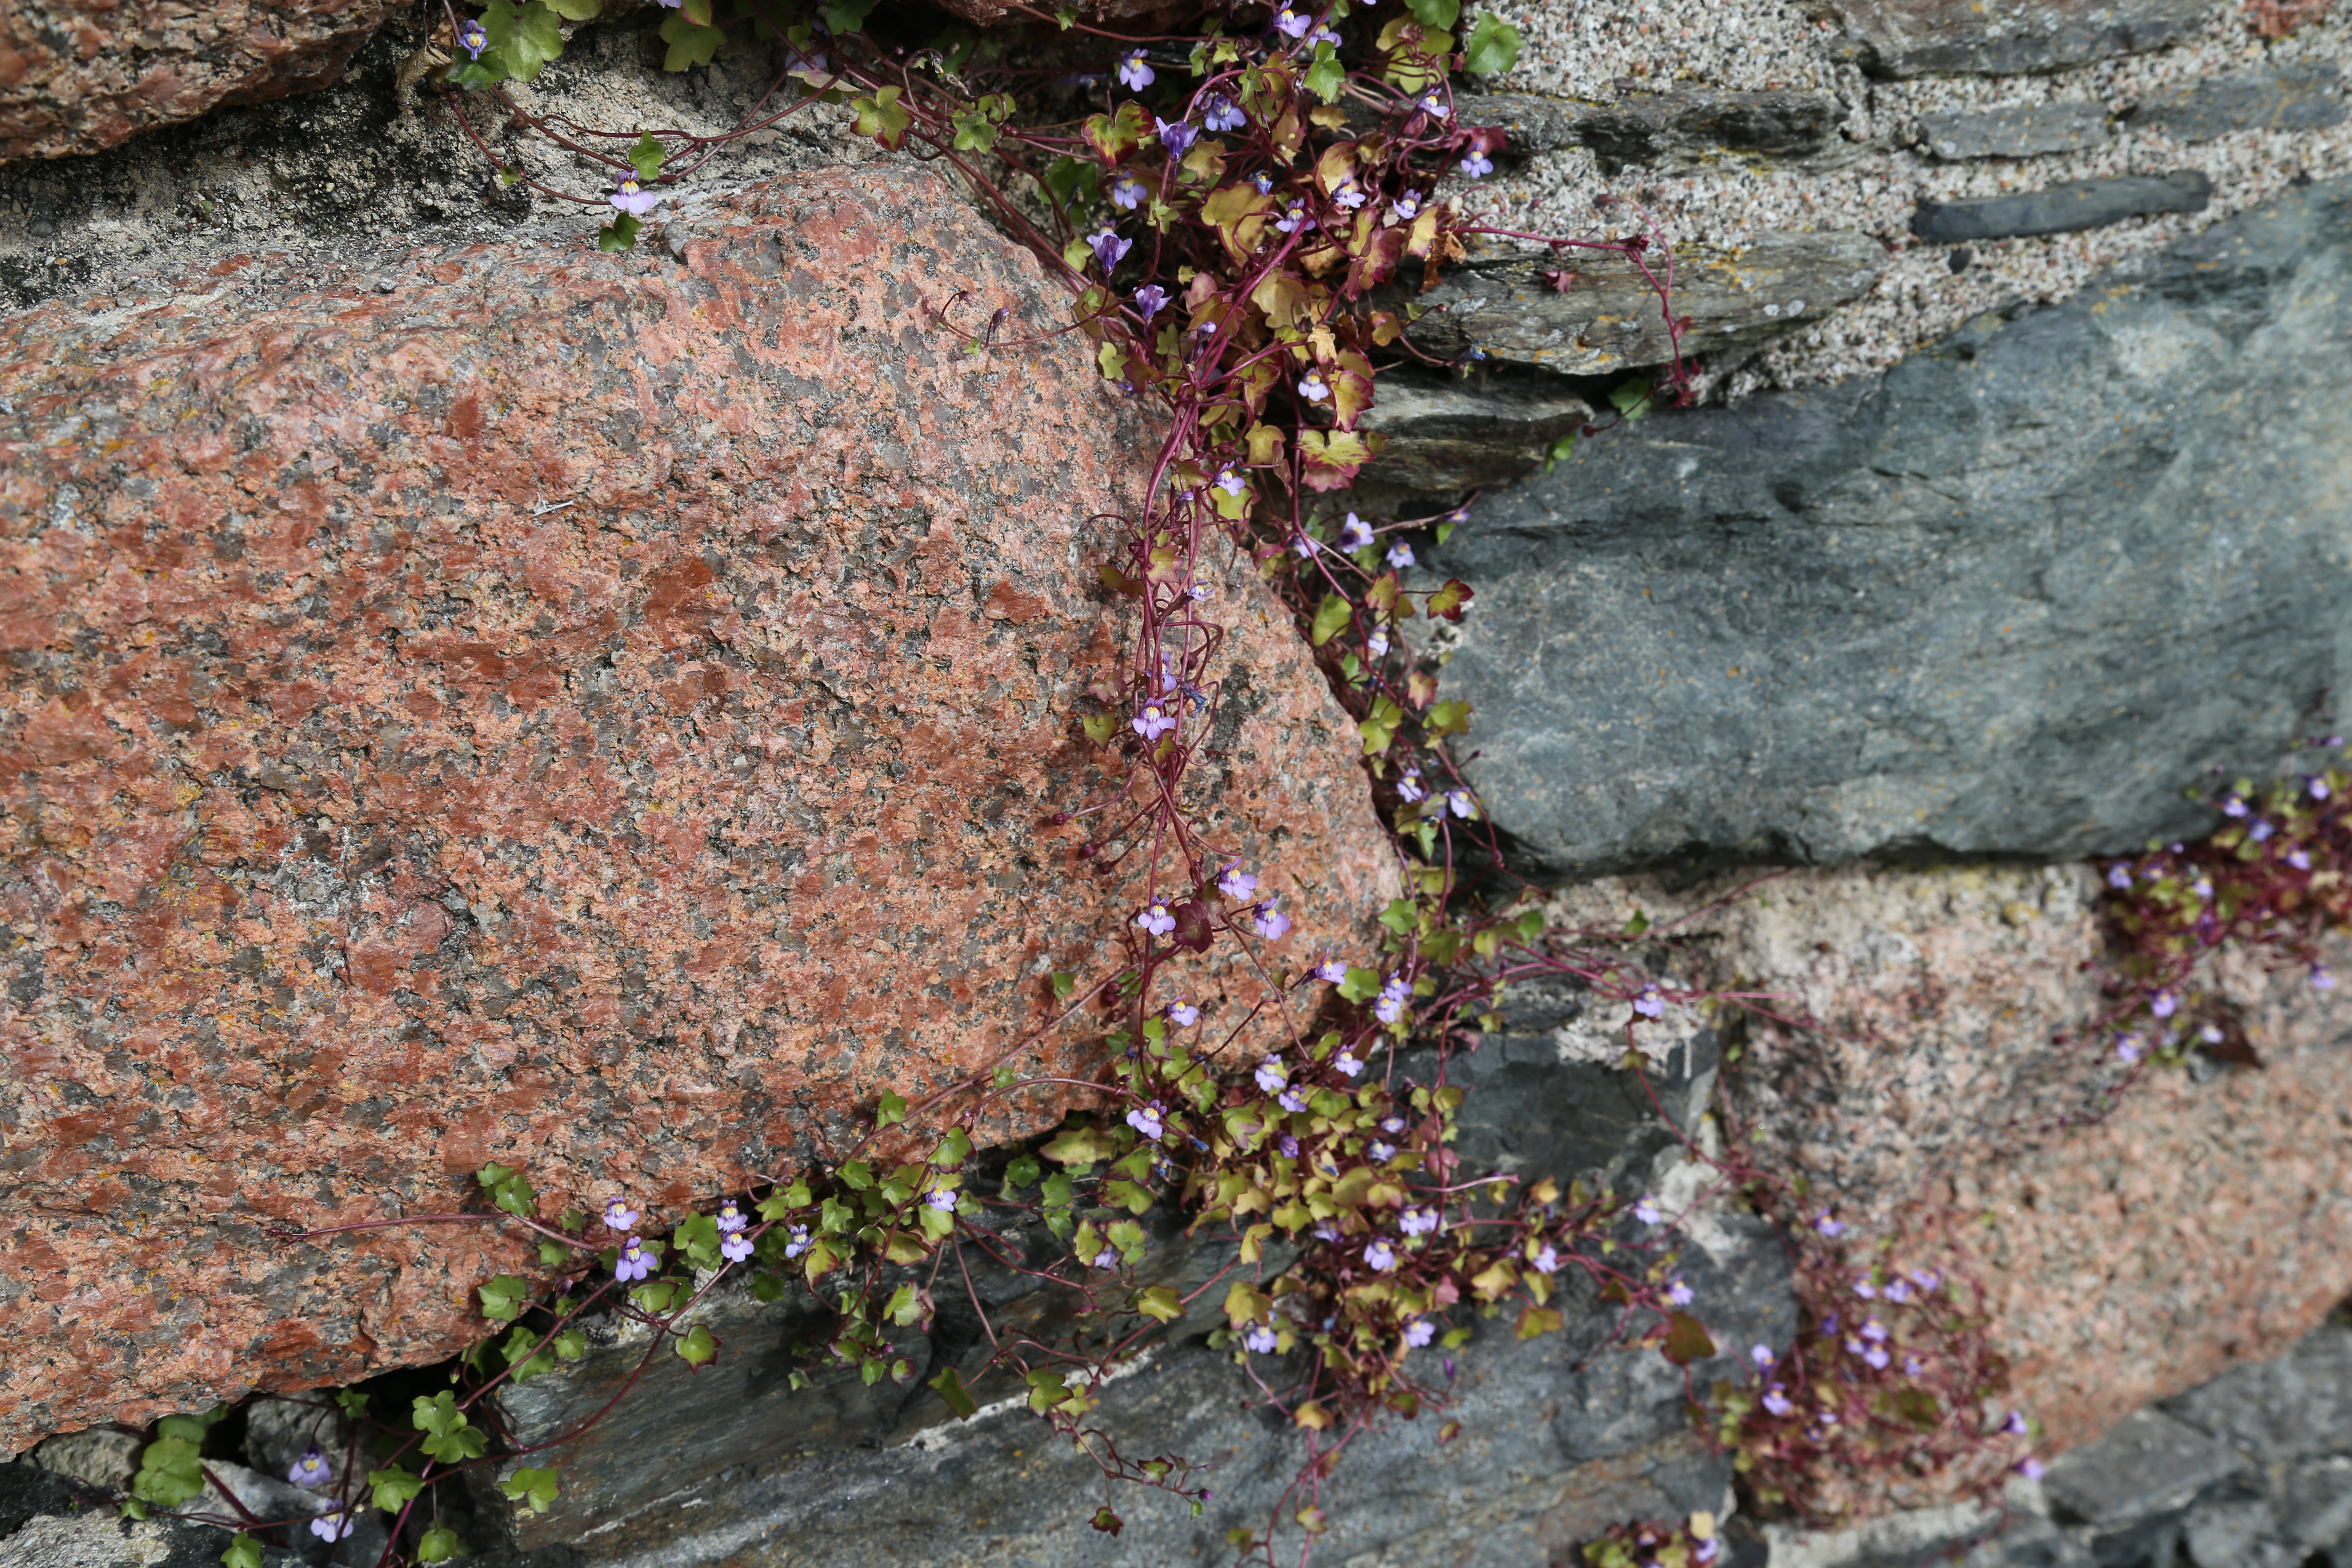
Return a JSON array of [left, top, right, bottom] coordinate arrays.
[[1133, 701, 1176, 741], [2017, 1457, 2046, 1481], [2004, 1409, 2030, 1435], [1531, 1243, 1560, 1274], [1253, 900, 1292, 940], [1291, 530, 1320, 558], [1244, 1323, 1277, 1353], [1279, 1133, 1300, 1159], [1202, 94, 1246, 132], [2190, 876, 2214, 900], [1126, 1100, 1166, 1140], [1110, 174, 1148, 211], [716, 1200, 745, 1234], [1273, 5, 1312, 35], [1278, 1086, 1309, 1113], [2313, 775, 2333, 801], [1854, 1277, 1877, 1299], [1885, 1278, 1912, 1303], [615, 1236, 654, 1282], [1905, 1355, 1924, 1375], [1446, 789, 1478, 821], [1761, 1385, 1795, 1417], [2107, 863, 2133, 890], [1816, 1213, 1845, 1237], [1415, 93, 1449, 119], [2150, 990, 2177, 1019], [1405, 1317, 1436, 1348], [1400, 1207, 1439, 1236], [1255, 1056, 1287, 1093], [288, 1446, 330, 1489], [1093, 1246, 1118, 1269], [1315, 955, 1348, 983], [1374, 989, 1407, 1026], [1332, 179, 1366, 211], [1214, 467, 1246, 496], [1334, 1047, 1364, 1078], [1385, 540, 1415, 569], [1634, 1195, 1663, 1225], [611, 178, 661, 218], [2222, 796, 2249, 818], [2289, 848, 2313, 870], [1155, 116, 1197, 156], [1668, 1279, 1694, 1306], [1117, 51, 1155, 89], [784, 1223, 811, 1259], [1168, 998, 1200, 1027], [1397, 769, 1426, 803], [458, 17, 489, 58], [1861, 1318, 1888, 1342], [1133, 283, 1169, 322], [1337, 513, 1375, 551], [1219, 863, 1260, 899], [2314, 965, 2337, 991], [1297, 369, 1330, 401], [603, 1196, 640, 1232], [1136, 901, 1177, 937], [1369, 1139, 1395, 1160], [1387, 190, 1422, 224], [918, 1188, 954, 1211], [1632, 985, 1665, 1020], [720, 1231, 753, 1262], [1367, 628, 1390, 658], [1364, 1240, 1398, 1271], [1382, 1115, 1405, 1134], [1863, 1343, 1891, 1369], [311, 1511, 355, 1543], [2115, 1035, 2141, 1063], [1459, 151, 1494, 178], [2251, 819, 2275, 842], [1089, 227, 1132, 270]]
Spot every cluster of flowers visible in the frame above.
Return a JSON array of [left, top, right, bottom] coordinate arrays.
[[2097, 748, 2352, 1065], [1577, 1513, 1727, 1568]]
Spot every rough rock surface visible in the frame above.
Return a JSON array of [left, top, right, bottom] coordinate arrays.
[[1915, 100, 2110, 160], [1541, 861, 2352, 1461], [1406, 230, 1887, 378], [1912, 170, 2211, 241], [0, 0, 399, 164], [1815, 0, 2208, 77], [1353, 374, 1593, 494], [1424, 176, 2352, 877], [2126, 62, 2347, 144], [0, 164, 1395, 1448]]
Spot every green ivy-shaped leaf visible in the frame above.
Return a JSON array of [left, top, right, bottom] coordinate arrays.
[[1304, 40, 1346, 103], [478, 1275, 527, 1323], [1405, 0, 1461, 26], [500, 1466, 562, 1513], [222, 1534, 265, 1568], [368, 1464, 425, 1514], [1463, 12, 1522, 75], [628, 132, 666, 183], [599, 214, 641, 252], [659, 13, 726, 70], [417, 1525, 466, 1564], [412, 1391, 489, 1464], [481, 0, 564, 80], [675, 1324, 719, 1367]]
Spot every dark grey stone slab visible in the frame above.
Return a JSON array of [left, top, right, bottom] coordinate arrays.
[[2162, 1323, 2352, 1461], [1917, 100, 2110, 159], [1819, 0, 2208, 77], [1409, 230, 1885, 376], [1913, 171, 2211, 241], [1400, 89, 1844, 169], [2127, 63, 2345, 144], [2043, 1411, 2250, 1528], [1358, 375, 1593, 493], [1417, 178, 2352, 876]]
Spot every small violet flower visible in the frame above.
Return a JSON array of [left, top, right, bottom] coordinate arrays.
[[1094, 1247, 1119, 1269], [1338, 512, 1375, 551], [1446, 788, 1479, 821], [1274, 200, 1313, 235], [1298, 369, 1330, 401], [1405, 1317, 1436, 1348], [1219, 863, 1260, 899], [1400, 1207, 1440, 1236], [1273, 6, 1313, 36], [603, 1196, 640, 1232], [1364, 1240, 1399, 1271], [2107, 863, 2134, 890], [2115, 1035, 2141, 1063], [311, 1512, 356, 1544], [1632, 984, 1665, 1020], [716, 1200, 745, 1234], [611, 178, 661, 218], [1863, 1344, 1891, 1370], [1459, 150, 1494, 178], [458, 17, 489, 58], [1332, 179, 1367, 211], [1386, 540, 1415, 569], [1397, 768, 1427, 803], [1668, 1279, 1694, 1306], [1861, 1318, 1889, 1342], [1761, 1385, 1795, 1417], [1089, 227, 1132, 270], [1884, 1279, 1912, 1303], [1155, 116, 1197, 156], [1110, 175, 1148, 211], [1531, 1243, 1560, 1274], [1634, 1195, 1663, 1225], [1695, 1538, 1722, 1565], [1415, 93, 1449, 118], [2004, 1410, 2031, 1435], [2151, 990, 2177, 1019], [1136, 901, 1178, 937], [1126, 1099, 1165, 1140], [1334, 1047, 1364, 1078], [1117, 51, 1155, 90], [1256, 1055, 1288, 1093], [2315, 965, 2337, 991], [1167, 998, 1200, 1027], [1202, 94, 1247, 132], [1316, 955, 1348, 983], [1854, 1277, 1878, 1299], [720, 1231, 753, 1262], [1369, 1139, 1395, 1160], [2313, 775, 2334, 801], [615, 1237, 653, 1282], [1244, 1323, 1278, 1353], [2223, 796, 2249, 818], [2017, 1457, 2047, 1481], [1253, 900, 1292, 940], [784, 1223, 811, 1258], [2251, 818, 2275, 842], [1816, 1213, 1846, 1237], [1133, 701, 1176, 741], [1253, 170, 1275, 194], [1278, 1086, 1310, 1114], [1382, 1115, 1406, 1134], [1388, 190, 1422, 224], [1278, 1133, 1300, 1159], [288, 1446, 331, 1489], [1133, 283, 1169, 322], [2289, 848, 2313, 870]]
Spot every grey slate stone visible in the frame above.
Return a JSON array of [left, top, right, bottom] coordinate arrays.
[[1357, 375, 1593, 493], [2163, 1323, 2352, 1459], [1916, 100, 2110, 159], [2042, 1410, 2249, 1528], [2126, 63, 2346, 144], [1409, 230, 1885, 376], [1913, 170, 2211, 241], [2279, 1457, 2352, 1550], [1398, 89, 1845, 169], [1818, 0, 2208, 77], [1418, 177, 2352, 876]]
